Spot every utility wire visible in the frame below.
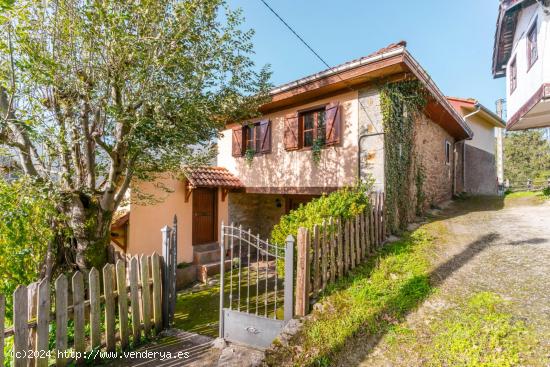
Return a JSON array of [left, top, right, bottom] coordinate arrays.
[[258, 0, 381, 135]]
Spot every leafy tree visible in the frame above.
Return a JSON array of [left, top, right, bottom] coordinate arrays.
[[504, 130, 550, 184], [0, 177, 62, 317], [0, 0, 270, 271]]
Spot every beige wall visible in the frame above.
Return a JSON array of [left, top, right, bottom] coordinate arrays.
[[127, 177, 229, 263], [217, 91, 359, 189], [466, 114, 496, 155]]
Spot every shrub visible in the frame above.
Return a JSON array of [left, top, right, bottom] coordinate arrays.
[[542, 186, 550, 198], [270, 183, 372, 245], [0, 177, 60, 318]]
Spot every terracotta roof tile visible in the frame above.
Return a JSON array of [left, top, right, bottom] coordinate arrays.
[[183, 166, 244, 189]]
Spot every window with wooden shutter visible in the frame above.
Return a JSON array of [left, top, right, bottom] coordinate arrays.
[[259, 120, 272, 153], [232, 126, 244, 157], [325, 101, 341, 146], [284, 113, 299, 151]]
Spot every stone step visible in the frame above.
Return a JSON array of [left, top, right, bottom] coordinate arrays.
[[193, 248, 222, 265], [193, 242, 220, 253], [198, 259, 232, 283]]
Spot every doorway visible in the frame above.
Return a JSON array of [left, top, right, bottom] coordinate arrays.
[[192, 188, 218, 245]]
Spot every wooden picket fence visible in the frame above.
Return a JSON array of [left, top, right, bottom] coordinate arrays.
[[295, 191, 387, 316], [0, 253, 163, 367]]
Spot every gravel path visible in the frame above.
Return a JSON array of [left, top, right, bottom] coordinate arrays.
[[347, 196, 550, 366]]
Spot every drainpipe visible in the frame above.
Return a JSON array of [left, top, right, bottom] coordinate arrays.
[[358, 132, 385, 186], [457, 103, 481, 195]]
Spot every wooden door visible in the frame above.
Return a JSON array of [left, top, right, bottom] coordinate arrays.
[[192, 188, 217, 245]]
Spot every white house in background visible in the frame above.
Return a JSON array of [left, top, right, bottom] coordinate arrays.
[[493, 0, 550, 130], [448, 98, 506, 194]]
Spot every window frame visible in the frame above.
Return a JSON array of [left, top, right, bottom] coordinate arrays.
[[527, 19, 538, 71], [509, 57, 517, 94], [299, 108, 326, 149], [244, 122, 262, 155], [445, 140, 452, 166]]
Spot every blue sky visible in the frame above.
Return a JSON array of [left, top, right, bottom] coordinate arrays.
[[229, 0, 505, 113]]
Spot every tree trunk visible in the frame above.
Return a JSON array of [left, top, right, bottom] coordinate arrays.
[[64, 193, 113, 271]]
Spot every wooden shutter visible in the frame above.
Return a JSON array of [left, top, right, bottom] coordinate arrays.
[[259, 120, 272, 154], [325, 102, 341, 146], [232, 126, 244, 157], [284, 113, 299, 151]]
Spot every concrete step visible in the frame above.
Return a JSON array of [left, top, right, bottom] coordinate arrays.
[[198, 259, 232, 283], [193, 248, 222, 264], [193, 242, 219, 253]]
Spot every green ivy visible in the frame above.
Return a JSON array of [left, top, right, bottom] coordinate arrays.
[[312, 138, 324, 165], [245, 148, 255, 165], [380, 80, 427, 233]]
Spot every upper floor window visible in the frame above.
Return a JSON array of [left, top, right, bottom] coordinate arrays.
[[284, 101, 342, 151], [527, 20, 538, 70], [231, 120, 271, 157], [245, 124, 262, 153], [510, 57, 517, 93], [300, 109, 326, 148]]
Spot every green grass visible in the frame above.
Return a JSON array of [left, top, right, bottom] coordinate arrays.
[[385, 292, 537, 367], [505, 191, 540, 198], [265, 229, 435, 366], [265, 221, 541, 366], [174, 265, 283, 337]]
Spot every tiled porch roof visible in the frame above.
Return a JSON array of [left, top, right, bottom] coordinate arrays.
[[183, 166, 244, 189]]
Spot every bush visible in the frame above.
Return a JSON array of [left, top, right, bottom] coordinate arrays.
[[270, 183, 372, 245], [0, 177, 59, 318], [542, 186, 550, 198]]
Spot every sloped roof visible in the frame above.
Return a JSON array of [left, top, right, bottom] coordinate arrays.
[[183, 166, 243, 189], [260, 41, 473, 140], [447, 97, 506, 128], [112, 209, 130, 228]]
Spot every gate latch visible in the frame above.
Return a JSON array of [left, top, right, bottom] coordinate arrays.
[[245, 326, 260, 334]]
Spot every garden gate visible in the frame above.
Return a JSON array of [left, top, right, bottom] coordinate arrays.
[[219, 223, 294, 349]]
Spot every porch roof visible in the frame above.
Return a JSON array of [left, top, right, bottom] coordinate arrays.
[[183, 166, 244, 189]]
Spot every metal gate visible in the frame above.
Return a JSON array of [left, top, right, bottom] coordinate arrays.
[[219, 223, 294, 349]]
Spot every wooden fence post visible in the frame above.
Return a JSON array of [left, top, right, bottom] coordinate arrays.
[[329, 218, 336, 283], [337, 218, 343, 278], [130, 257, 141, 343], [295, 227, 310, 317], [116, 260, 129, 349], [55, 275, 68, 367], [355, 215, 363, 265], [312, 224, 320, 298], [89, 268, 101, 351], [140, 255, 152, 337], [103, 264, 116, 352], [27, 282, 37, 367], [13, 285, 29, 367], [321, 220, 328, 290], [72, 272, 85, 363], [152, 253, 162, 333]]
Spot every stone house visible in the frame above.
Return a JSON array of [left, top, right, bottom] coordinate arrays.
[[119, 41, 483, 279]]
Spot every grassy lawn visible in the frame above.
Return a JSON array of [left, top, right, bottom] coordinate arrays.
[[265, 229, 436, 366], [265, 217, 541, 366], [174, 264, 284, 338], [505, 190, 550, 200]]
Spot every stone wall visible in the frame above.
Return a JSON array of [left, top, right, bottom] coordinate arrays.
[[464, 145, 498, 195], [228, 193, 286, 240], [358, 87, 385, 191], [414, 114, 456, 209]]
